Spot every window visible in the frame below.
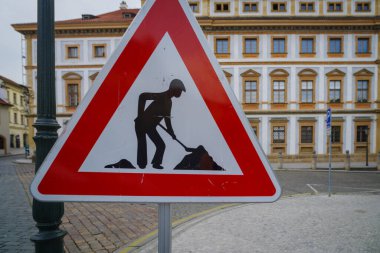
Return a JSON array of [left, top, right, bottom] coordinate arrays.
[[354, 68, 373, 106], [244, 80, 258, 103], [300, 2, 314, 12], [215, 38, 229, 55], [244, 37, 258, 55], [93, 45, 106, 58], [357, 80, 369, 103], [252, 126, 258, 136], [243, 2, 258, 12], [13, 93, 17, 104], [273, 126, 286, 143], [301, 126, 313, 144], [356, 125, 369, 143], [357, 37, 370, 54], [21, 115, 24, 126], [328, 2, 342, 12], [329, 80, 341, 103], [13, 113, 17, 124], [273, 80, 285, 103], [189, 2, 199, 13], [67, 83, 79, 107], [301, 80, 313, 103], [67, 45, 79, 59], [331, 126, 341, 143], [270, 69, 288, 107], [298, 69, 317, 108], [272, 37, 286, 54], [300, 38, 314, 54], [241, 69, 261, 109], [272, 2, 287, 12], [329, 38, 342, 53], [356, 2, 370, 12], [215, 3, 230, 12], [20, 95, 23, 106]]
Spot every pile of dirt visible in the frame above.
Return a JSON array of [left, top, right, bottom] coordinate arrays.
[[105, 159, 136, 169], [174, 145, 224, 171]]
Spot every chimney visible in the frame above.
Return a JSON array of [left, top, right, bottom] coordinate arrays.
[[120, 1, 128, 9]]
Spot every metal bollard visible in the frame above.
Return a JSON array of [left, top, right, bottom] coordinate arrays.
[[312, 151, 317, 170], [345, 150, 351, 171], [377, 152, 380, 171], [278, 152, 283, 170]]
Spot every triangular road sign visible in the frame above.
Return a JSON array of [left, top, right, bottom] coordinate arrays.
[[31, 0, 281, 203]]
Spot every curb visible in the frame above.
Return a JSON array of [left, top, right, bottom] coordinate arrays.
[[115, 203, 238, 253]]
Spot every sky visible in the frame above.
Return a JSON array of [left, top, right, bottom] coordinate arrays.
[[0, 0, 141, 84]]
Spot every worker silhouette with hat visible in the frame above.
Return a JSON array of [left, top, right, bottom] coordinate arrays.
[[135, 79, 186, 169]]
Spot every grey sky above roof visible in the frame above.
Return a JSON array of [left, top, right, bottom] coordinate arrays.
[[0, 0, 141, 84]]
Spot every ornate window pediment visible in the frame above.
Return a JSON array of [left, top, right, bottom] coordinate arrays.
[[89, 72, 99, 81], [353, 69, 373, 77], [62, 72, 82, 80], [326, 69, 345, 77], [269, 69, 289, 77], [240, 69, 261, 77], [298, 68, 318, 77]]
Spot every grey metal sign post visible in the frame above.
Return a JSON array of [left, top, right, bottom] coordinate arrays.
[[158, 203, 172, 253], [326, 108, 332, 197]]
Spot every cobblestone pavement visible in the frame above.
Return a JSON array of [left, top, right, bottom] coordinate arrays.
[[0, 156, 36, 253], [13, 158, 220, 253]]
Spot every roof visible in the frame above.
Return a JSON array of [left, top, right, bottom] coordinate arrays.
[[0, 75, 28, 90], [58, 9, 139, 24], [14, 8, 140, 27], [0, 98, 12, 106]]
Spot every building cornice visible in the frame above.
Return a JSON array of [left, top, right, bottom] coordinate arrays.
[[12, 16, 380, 36]]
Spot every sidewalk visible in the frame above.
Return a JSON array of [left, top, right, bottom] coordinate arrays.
[[136, 194, 380, 253], [0, 147, 26, 157]]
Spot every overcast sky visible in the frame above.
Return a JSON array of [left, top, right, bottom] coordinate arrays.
[[0, 0, 141, 84]]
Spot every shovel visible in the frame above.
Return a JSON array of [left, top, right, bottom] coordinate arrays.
[[158, 123, 196, 152]]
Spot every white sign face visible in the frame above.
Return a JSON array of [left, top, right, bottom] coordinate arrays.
[[81, 33, 242, 175], [30, 0, 281, 203]]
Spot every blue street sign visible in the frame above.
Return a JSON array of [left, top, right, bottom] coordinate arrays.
[[326, 108, 331, 128]]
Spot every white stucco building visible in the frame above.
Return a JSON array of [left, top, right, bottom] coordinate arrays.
[[13, 0, 380, 162]]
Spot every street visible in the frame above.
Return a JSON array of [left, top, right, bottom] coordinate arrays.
[[0, 155, 379, 252]]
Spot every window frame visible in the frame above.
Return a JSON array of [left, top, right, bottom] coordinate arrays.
[[354, 69, 373, 108], [327, 2, 343, 12], [271, 36, 287, 57], [299, 2, 315, 12], [299, 36, 316, 57], [271, 2, 287, 12], [214, 36, 230, 58], [298, 68, 317, 109], [65, 44, 80, 59], [92, 44, 107, 58], [327, 36, 344, 57], [214, 2, 230, 13], [354, 120, 371, 153], [326, 69, 345, 108], [241, 69, 261, 110], [189, 2, 200, 13], [355, 2, 371, 12], [270, 119, 288, 154], [355, 36, 371, 57], [66, 82, 80, 108], [328, 121, 344, 153], [242, 2, 259, 12], [63, 72, 82, 110], [243, 36, 259, 57], [270, 69, 289, 109], [299, 120, 316, 154]]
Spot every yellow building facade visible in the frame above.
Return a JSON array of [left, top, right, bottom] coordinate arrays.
[[13, 0, 380, 162], [0, 75, 29, 149]]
